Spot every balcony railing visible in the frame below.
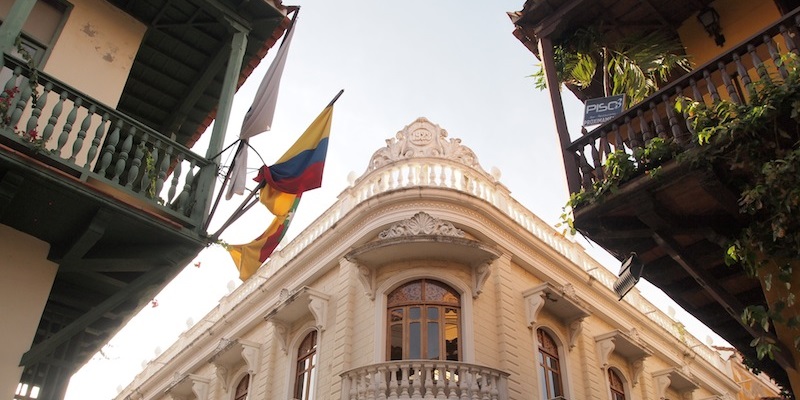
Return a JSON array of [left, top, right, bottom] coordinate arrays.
[[0, 54, 212, 230], [340, 361, 509, 400], [567, 10, 800, 193]]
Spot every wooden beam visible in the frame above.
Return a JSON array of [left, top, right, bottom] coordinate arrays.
[[160, 41, 230, 136], [0, 170, 23, 219], [20, 264, 176, 367], [58, 209, 111, 263], [538, 35, 582, 194], [651, 231, 796, 370]]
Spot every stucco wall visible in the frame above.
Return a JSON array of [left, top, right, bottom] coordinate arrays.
[[44, 0, 145, 107], [0, 225, 58, 400], [678, 0, 781, 67]]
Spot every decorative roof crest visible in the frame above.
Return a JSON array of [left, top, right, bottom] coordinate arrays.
[[378, 212, 465, 239], [366, 117, 482, 172]]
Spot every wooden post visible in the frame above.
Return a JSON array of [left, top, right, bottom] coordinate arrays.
[[0, 0, 37, 68], [538, 36, 582, 195], [194, 25, 249, 228]]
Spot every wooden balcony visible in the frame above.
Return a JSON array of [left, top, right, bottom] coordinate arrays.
[[1, 54, 213, 231], [0, 54, 212, 397], [563, 9, 800, 388], [341, 361, 509, 400]]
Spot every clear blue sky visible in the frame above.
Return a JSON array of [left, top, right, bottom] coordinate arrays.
[[65, 1, 728, 398]]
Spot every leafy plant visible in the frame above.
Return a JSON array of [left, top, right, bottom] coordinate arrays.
[[532, 25, 692, 107]]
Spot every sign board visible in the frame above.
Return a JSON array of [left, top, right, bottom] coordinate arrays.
[[583, 94, 625, 126]]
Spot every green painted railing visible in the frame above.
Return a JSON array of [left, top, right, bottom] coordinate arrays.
[[0, 54, 214, 231]]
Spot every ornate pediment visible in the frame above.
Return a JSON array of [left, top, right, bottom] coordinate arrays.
[[378, 212, 465, 239], [366, 117, 481, 172]]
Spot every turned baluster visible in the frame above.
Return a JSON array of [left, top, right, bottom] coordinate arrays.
[[749, 44, 770, 82], [780, 24, 798, 55], [377, 365, 389, 400], [591, 138, 603, 182], [366, 367, 376, 400], [446, 365, 459, 400], [388, 365, 400, 400], [111, 127, 134, 183], [489, 373, 499, 400], [650, 102, 667, 139], [411, 363, 423, 400], [85, 112, 108, 169], [97, 119, 121, 178], [69, 104, 96, 163], [764, 34, 788, 79], [733, 53, 754, 95], [42, 91, 65, 143], [125, 132, 146, 189], [400, 365, 411, 398], [156, 140, 172, 199], [611, 124, 624, 150], [56, 98, 81, 158], [667, 89, 690, 146], [468, 368, 479, 400], [349, 372, 358, 400], [479, 373, 490, 400], [638, 109, 653, 143], [718, 61, 741, 104], [703, 70, 721, 105], [578, 149, 593, 191], [458, 367, 470, 400], [435, 365, 446, 400], [177, 160, 196, 215], [689, 78, 703, 104], [3, 66, 20, 94], [25, 82, 50, 140], [357, 372, 366, 400], [1, 68, 20, 125], [423, 365, 434, 400], [9, 78, 32, 129], [625, 117, 644, 150], [166, 154, 181, 205], [142, 138, 161, 196]]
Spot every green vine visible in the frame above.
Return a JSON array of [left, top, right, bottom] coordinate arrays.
[[558, 137, 676, 235], [560, 53, 800, 386]]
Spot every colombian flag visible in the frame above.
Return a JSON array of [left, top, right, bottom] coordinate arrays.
[[227, 104, 333, 280]]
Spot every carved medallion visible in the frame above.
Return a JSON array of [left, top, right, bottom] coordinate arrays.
[[378, 212, 465, 239]]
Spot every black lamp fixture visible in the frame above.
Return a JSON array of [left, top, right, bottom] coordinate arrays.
[[613, 253, 644, 300], [698, 6, 726, 47]]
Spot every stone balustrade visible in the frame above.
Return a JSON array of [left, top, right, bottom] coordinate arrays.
[[341, 360, 509, 400]]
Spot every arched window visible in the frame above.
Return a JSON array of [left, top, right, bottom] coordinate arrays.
[[387, 279, 461, 361], [234, 375, 249, 400], [294, 331, 318, 400], [537, 328, 564, 400], [609, 369, 626, 400]]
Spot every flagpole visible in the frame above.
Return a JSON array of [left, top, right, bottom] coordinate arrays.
[[204, 139, 247, 230], [210, 89, 344, 242], [209, 179, 266, 241]]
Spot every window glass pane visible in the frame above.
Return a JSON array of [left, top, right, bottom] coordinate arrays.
[[390, 308, 403, 322], [410, 307, 420, 320], [390, 325, 403, 360], [427, 307, 438, 319], [538, 364, 548, 399], [409, 322, 420, 359], [550, 370, 562, 396], [427, 322, 439, 359]]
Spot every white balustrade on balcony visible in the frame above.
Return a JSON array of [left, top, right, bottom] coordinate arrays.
[[341, 360, 509, 400]]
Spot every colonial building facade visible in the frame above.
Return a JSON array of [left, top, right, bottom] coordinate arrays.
[[116, 118, 778, 400]]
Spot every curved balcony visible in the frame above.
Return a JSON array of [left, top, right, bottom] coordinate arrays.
[[341, 360, 509, 400]]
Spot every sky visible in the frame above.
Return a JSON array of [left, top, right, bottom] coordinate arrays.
[[65, 1, 729, 398]]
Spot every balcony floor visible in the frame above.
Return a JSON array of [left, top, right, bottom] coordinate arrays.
[[572, 158, 789, 385], [1, 141, 206, 395]]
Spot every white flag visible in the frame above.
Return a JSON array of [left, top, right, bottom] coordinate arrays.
[[227, 17, 297, 199]]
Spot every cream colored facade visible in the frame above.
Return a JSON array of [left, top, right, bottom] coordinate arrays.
[[116, 118, 778, 400]]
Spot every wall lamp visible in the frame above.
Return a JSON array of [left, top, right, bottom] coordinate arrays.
[[613, 253, 644, 300], [698, 6, 726, 47]]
